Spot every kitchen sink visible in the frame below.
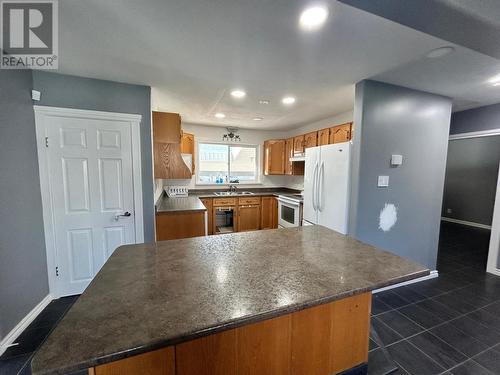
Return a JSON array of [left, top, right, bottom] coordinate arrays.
[[214, 191, 254, 196]]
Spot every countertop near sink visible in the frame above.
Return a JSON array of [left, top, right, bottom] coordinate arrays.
[[155, 196, 207, 213], [155, 187, 301, 213]]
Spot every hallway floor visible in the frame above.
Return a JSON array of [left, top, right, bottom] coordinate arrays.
[[368, 222, 500, 375], [1, 222, 499, 375]]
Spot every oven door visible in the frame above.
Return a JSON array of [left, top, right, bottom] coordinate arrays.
[[277, 198, 300, 228]]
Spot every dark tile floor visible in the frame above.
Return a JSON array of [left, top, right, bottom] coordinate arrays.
[[1, 222, 499, 375], [368, 222, 500, 375]]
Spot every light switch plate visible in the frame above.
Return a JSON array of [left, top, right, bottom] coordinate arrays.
[[31, 90, 41, 101], [391, 154, 403, 166], [378, 176, 389, 187]]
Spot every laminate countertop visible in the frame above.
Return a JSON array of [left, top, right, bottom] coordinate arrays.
[[155, 196, 207, 213], [32, 226, 429, 375]]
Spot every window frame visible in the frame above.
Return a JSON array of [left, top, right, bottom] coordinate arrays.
[[195, 141, 261, 186]]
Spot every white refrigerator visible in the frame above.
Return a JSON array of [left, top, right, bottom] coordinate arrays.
[[303, 142, 351, 234]]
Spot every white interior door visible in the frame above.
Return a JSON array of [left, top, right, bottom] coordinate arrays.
[[303, 146, 320, 224], [487, 162, 500, 276], [37, 108, 141, 297], [317, 143, 351, 234]]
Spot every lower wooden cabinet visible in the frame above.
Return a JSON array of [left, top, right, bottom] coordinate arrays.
[[261, 196, 278, 230], [156, 211, 206, 241], [238, 204, 261, 232]]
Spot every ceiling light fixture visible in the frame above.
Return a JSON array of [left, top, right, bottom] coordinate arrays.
[[259, 99, 270, 105], [299, 5, 329, 31], [215, 112, 226, 119], [282, 96, 296, 105], [426, 46, 455, 59], [222, 127, 241, 142], [253, 117, 263, 121], [489, 75, 500, 85], [230, 89, 246, 98], [493, 82, 500, 87]]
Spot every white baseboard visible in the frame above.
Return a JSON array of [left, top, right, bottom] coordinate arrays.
[[0, 294, 53, 356], [441, 217, 491, 230], [373, 270, 439, 294]]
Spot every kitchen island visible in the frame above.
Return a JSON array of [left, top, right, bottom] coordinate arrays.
[[32, 226, 428, 375]]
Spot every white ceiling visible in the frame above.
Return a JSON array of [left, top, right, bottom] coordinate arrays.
[[57, 0, 500, 130]]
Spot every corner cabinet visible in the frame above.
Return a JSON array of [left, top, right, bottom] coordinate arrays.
[[263, 140, 285, 175], [153, 111, 191, 179]]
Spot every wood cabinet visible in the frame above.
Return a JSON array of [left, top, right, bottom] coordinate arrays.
[[293, 135, 304, 155], [304, 132, 318, 149], [181, 132, 195, 174], [318, 128, 330, 146], [156, 211, 206, 241], [153, 112, 182, 143], [261, 196, 278, 230], [238, 204, 261, 232], [200, 198, 213, 235], [153, 111, 191, 179], [330, 123, 352, 144], [263, 140, 285, 175]]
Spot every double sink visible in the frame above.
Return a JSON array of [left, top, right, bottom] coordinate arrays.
[[213, 191, 254, 196]]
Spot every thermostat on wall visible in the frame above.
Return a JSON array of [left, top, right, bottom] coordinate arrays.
[[165, 186, 189, 197]]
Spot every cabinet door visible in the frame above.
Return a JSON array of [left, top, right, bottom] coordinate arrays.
[[260, 196, 274, 229], [318, 129, 330, 145], [238, 205, 261, 232], [304, 132, 318, 149], [181, 132, 195, 174], [200, 198, 213, 235], [285, 138, 294, 175], [153, 112, 182, 143], [329, 123, 352, 144], [264, 140, 285, 175], [293, 135, 304, 155]]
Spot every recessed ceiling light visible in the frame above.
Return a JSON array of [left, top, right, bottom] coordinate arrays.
[[259, 99, 270, 105], [489, 75, 500, 85], [253, 117, 263, 121], [230, 90, 246, 98], [215, 113, 226, 119], [299, 6, 329, 31], [493, 82, 500, 87], [282, 96, 296, 105], [426, 46, 455, 59]]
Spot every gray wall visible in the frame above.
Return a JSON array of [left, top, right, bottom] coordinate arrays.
[[451, 103, 500, 135], [350, 80, 452, 270], [442, 136, 500, 226], [32, 71, 154, 242], [0, 71, 49, 339]]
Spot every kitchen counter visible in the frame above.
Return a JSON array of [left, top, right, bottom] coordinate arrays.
[[32, 226, 428, 375], [155, 195, 207, 213], [188, 187, 300, 198]]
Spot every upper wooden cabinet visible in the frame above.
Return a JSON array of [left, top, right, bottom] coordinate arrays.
[[264, 140, 285, 175], [304, 132, 318, 149], [181, 132, 195, 174], [153, 112, 182, 143], [285, 138, 293, 175], [330, 123, 352, 144], [293, 135, 305, 155], [318, 128, 330, 146]]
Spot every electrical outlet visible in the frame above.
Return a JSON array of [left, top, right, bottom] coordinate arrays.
[[446, 208, 452, 214]]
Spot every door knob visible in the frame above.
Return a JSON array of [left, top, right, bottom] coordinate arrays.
[[114, 211, 131, 221]]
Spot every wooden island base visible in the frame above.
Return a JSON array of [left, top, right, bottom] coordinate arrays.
[[89, 293, 371, 375]]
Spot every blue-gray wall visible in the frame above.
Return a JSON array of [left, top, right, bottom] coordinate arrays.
[[0, 71, 49, 339], [350, 80, 452, 270], [451, 103, 500, 135], [32, 71, 154, 242], [442, 136, 500, 226]]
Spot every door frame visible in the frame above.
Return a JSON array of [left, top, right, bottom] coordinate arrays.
[[34, 105, 144, 297], [487, 161, 500, 276]]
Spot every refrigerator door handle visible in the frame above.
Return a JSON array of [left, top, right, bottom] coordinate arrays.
[[312, 162, 318, 211], [318, 162, 325, 212]]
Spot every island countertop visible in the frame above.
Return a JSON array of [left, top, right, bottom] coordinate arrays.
[[32, 226, 429, 375]]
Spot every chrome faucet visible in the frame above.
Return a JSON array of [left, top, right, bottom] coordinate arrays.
[[229, 184, 237, 193]]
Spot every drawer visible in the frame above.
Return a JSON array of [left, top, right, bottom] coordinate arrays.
[[213, 197, 237, 206], [238, 197, 261, 205]]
